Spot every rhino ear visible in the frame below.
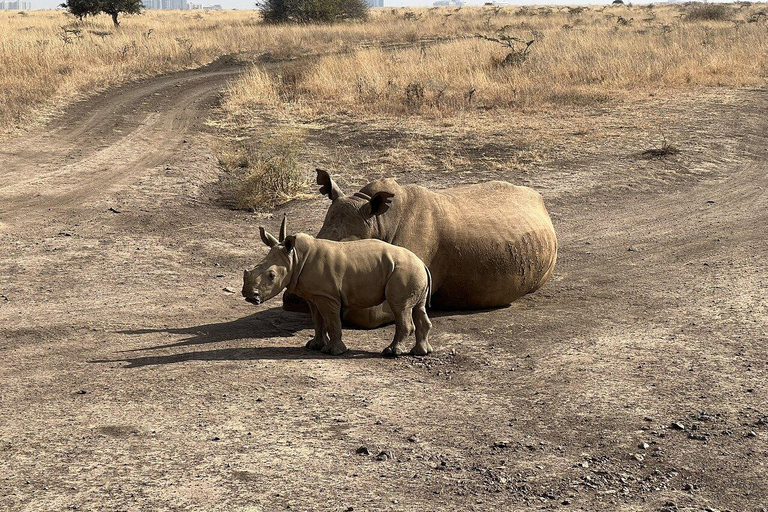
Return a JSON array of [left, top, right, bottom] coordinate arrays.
[[279, 213, 287, 242], [316, 168, 345, 201], [260, 227, 279, 248], [361, 191, 395, 219], [283, 235, 297, 253]]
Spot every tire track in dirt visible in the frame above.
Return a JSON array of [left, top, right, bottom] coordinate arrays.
[[0, 60, 243, 224]]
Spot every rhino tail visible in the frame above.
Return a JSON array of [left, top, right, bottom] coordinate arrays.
[[424, 265, 432, 309]]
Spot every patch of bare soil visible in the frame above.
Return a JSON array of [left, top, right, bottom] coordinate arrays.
[[0, 57, 765, 512]]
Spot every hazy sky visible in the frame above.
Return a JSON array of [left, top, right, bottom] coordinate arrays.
[[25, 0, 645, 12]]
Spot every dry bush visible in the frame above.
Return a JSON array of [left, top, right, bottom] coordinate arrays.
[[219, 132, 309, 211], [642, 139, 680, 158], [684, 3, 733, 22]]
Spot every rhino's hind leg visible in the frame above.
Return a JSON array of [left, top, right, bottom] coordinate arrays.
[[382, 305, 414, 357], [410, 302, 433, 356]]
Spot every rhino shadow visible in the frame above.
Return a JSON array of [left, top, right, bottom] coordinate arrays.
[[92, 345, 380, 368], [93, 307, 381, 367], [116, 306, 310, 352]]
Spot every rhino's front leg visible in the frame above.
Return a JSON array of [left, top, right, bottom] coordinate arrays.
[[306, 301, 329, 351], [315, 299, 348, 356]]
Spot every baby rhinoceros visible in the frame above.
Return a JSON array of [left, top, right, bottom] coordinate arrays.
[[242, 215, 433, 357]]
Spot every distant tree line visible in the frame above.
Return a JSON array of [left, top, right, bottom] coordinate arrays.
[[258, 0, 369, 23], [61, 0, 143, 26], [62, 0, 368, 27]]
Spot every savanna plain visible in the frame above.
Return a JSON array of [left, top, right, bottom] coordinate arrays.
[[1, 3, 767, 511]]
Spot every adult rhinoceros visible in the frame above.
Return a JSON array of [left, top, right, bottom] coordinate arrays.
[[284, 169, 557, 328]]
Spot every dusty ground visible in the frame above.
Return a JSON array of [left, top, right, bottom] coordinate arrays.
[[0, 57, 766, 512]]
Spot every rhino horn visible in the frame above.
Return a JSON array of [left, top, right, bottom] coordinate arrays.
[[361, 191, 395, 219], [279, 213, 287, 242], [316, 168, 345, 201], [260, 226, 279, 248]]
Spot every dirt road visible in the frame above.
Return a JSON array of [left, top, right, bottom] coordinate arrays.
[[0, 58, 766, 512]]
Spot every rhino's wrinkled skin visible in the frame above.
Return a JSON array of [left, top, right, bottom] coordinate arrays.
[[298, 169, 557, 328], [243, 217, 433, 357]]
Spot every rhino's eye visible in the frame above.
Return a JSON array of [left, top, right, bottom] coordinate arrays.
[[267, 270, 276, 281]]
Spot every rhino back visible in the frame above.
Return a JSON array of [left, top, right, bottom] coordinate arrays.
[[369, 181, 557, 309], [295, 238, 423, 310]]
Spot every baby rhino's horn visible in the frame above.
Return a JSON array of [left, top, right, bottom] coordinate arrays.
[[279, 213, 287, 242]]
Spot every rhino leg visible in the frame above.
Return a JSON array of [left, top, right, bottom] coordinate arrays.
[[315, 299, 348, 356], [410, 301, 433, 356], [382, 305, 414, 357], [342, 303, 395, 329], [306, 301, 329, 351]]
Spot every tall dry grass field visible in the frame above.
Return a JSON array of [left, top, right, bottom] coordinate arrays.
[[5, 5, 765, 130], [0, 8, 476, 130], [224, 4, 768, 117], [2, 10, 240, 128]]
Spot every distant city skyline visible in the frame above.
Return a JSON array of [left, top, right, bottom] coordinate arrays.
[[13, 0, 740, 12]]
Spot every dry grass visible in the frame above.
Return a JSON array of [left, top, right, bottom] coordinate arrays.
[[218, 130, 310, 211], [1, 10, 246, 128], [223, 4, 768, 117], [0, 8, 477, 130], [7, 5, 765, 131]]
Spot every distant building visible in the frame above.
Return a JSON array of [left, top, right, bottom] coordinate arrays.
[[433, 0, 462, 5], [144, 0, 188, 9], [0, 0, 32, 9], [367, 0, 384, 7], [143, 0, 224, 9]]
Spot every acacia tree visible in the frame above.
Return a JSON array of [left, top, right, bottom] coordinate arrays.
[[101, 0, 143, 27], [60, 0, 100, 21], [61, 0, 143, 26], [259, 0, 369, 23]]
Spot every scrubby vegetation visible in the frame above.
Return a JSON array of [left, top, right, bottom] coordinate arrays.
[[684, 3, 733, 22], [0, 9, 436, 129], [218, 132, 309, 211], [223, 3, 768, 117], [3, 4, 766, 131]]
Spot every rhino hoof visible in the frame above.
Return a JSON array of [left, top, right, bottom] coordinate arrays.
[[410, 343, 432, 357], [305, 338, 325, 351], [322, 343, 348, 356], [382, 346, 407, 357]]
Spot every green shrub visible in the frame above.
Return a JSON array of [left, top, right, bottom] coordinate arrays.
[[259, 0, 369, 24]]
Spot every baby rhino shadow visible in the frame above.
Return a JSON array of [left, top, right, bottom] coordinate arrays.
[[117, 307, 308, 352], [91, 307, 380, 368]]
